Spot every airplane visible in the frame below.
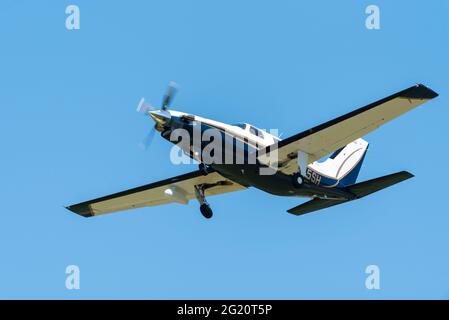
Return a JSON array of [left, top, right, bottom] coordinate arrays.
[[66, 83, 438, 219]]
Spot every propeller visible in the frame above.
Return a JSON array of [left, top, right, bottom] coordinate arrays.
[[136, 97, 155, 114], [137, 82, 178, 150], [139, 125, 156, 150], [161, 81, 178, 111]]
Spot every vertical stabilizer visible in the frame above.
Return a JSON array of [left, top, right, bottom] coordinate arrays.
[[308, 138, 369, 187]]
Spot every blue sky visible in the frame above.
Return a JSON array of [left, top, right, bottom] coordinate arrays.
[[0, 0, 448, 299]]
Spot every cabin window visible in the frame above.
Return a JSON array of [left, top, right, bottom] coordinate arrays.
[[249, 126, 264, 138]]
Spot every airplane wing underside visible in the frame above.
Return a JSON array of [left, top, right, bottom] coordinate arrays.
[[258, 84, 438, 175], [66, 170, 246, 217]]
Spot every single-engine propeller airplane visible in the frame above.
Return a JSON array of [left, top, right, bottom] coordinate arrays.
[[67, 83, 438, 219]]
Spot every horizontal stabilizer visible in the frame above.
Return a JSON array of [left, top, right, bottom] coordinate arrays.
[[287, 198, 348, 215], [287, 171, 414, 216], [347, 171, 414, 198]]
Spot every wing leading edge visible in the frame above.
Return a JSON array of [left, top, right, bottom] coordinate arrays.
[[66, 169, 246, 217]]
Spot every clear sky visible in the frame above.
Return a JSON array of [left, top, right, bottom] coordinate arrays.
[[0, 0, 448, 299]]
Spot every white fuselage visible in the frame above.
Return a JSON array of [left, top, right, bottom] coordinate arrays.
[[167, 110, 280, 149]]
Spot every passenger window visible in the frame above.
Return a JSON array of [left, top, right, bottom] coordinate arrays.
[[250, 126, 264, 139], [250, 126, 258, 136]]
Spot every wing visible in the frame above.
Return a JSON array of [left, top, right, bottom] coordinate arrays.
[[66, 170, 246, 217], [258, 84, 438, 174]]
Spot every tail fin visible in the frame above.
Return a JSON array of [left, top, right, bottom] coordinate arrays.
[[308, 138, 368, 187]]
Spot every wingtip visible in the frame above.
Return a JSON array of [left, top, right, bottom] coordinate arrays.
[[65, 203, 94, 218], [399, 171, 415, 179], [418, 83, 439, 99], [401, 84, 439, 100]]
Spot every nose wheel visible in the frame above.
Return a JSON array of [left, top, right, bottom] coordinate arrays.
[[194, 185, 213, 219]]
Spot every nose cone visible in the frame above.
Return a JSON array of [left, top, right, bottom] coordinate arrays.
[[149, 110, 171, 125]]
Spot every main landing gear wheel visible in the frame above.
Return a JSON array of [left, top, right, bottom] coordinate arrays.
[[200, 203, 213, 219], [195, 184, 213, 219]]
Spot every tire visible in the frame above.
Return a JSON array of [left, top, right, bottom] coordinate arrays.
[[200, 204, 213, 219]]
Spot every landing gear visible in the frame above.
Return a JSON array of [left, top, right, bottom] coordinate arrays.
[[194, 184, 213, 219], [200, 203, 213, 219], [198, 163, 210, 176]]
